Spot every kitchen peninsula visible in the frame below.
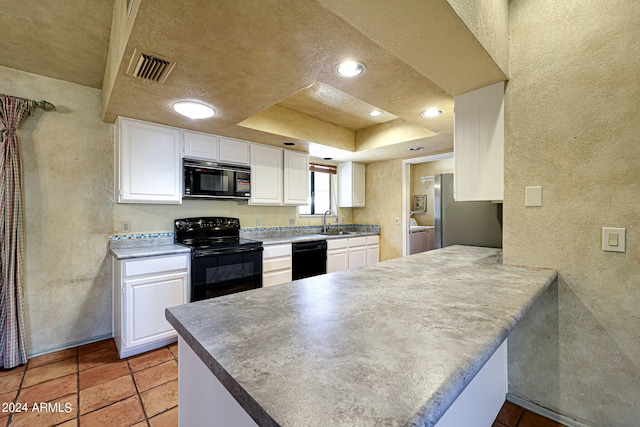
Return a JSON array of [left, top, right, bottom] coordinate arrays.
[[166, 246, 557, 426]]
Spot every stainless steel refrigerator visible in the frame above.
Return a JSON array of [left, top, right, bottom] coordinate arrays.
[[434, 173, 503, 249]]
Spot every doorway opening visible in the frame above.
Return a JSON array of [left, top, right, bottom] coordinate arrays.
[[401, 153, 454, 256]]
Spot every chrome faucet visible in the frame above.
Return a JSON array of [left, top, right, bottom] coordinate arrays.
[[322, 210, 337, 233]]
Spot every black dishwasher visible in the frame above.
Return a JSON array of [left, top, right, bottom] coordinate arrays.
[[292, 240, 327, 280]]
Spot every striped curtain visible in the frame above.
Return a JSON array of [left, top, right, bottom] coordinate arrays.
[[0, 95, 31, 368]]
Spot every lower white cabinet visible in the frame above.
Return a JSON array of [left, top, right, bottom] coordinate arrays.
[[263, 244, 292, 287], [327, 239, 349, 273], [113, 253, 189, 358], [348, 237, 367, 269], [327, 235, 380, 273], [366, 235, 380, 265]]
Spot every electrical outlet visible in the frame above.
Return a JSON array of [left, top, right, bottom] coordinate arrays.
[[121, 221, 130, 233], [395, 217, 400, 225], [289, 218, 295, 225], [256, 218, 262, 227]]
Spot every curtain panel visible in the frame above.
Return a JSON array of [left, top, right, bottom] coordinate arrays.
[[0, 94, 31, 368]]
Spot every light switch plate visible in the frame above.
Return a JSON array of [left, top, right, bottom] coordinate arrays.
[[602, 227, 625, 252], [525, 186, 542, 207]]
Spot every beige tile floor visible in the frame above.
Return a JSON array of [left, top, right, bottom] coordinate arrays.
[[0, 338, 562, 427]]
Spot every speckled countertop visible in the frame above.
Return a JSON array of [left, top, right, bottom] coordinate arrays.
[[166, 246, 557, 427], [109, 237, 190, 260]]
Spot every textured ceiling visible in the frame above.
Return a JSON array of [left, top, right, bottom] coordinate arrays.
[[2, 0, 506, 163], [0, 0, 113, 88]]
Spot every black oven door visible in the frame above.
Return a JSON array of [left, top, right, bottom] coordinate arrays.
[[190, 246, 263, 302]]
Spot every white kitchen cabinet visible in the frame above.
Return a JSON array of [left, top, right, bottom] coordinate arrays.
[[113, 253, 189, 358], [263, 244, 292, 286], [366, 235, 380, 265], [250, 145, 309, 206], [250, 144, 284, 205], [327, 235, 379, 272], [183, 130, 219, 161], [327, 239, 349, 273], [338, 162, 366, 207], [219, 137, 250, 165], [454, 81, 504, 202], [183, 132, 250, 165], [283, 150, 309, 205], [116, 117, 182, 204], [348, 236, 367, 269]]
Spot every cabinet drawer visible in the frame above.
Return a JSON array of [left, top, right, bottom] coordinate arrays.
[[264, 257, 292, 272], [264, 270, 292, 287], [124, 254, 188, 277], [327, 238, 349, 250], [366, 235, 380, 245], [263, 244, 292, 259], [348, 236, 367, 248]]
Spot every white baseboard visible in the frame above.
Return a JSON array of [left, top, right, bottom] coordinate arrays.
[[28, 333, 113, 359], [506, 394, 591, 427]]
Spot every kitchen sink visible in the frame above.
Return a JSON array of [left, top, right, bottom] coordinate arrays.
[[320, 230, 359, 236]]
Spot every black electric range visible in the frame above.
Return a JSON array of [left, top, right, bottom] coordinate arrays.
[[175, 217, 263, 301]]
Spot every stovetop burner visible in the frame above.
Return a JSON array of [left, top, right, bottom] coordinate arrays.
[[174, 217, 262, 255]]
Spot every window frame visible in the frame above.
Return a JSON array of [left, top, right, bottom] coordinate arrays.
[[299, 163, 336, 217]]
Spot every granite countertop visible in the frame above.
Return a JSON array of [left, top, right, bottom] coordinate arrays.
[[257, 230, 379, 245], [109, 237, 191, 260], [166, 246, 557, 427]]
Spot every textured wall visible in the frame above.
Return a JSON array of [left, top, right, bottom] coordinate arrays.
[[352, 159, 404, 261], [0, 66, 114, 355], [114, 201, 353, 233], [505, 1, 640, 426], [410, 158, 454, 226]]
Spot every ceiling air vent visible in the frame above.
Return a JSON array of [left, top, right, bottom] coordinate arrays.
[[126, 49, 176, 83]]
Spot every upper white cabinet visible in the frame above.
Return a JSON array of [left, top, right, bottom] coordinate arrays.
[[454, 81, 504, 202], [250, 144, 284, 205], [116, 117, 182, 204], [183, 132, 249, 165], [283, 150, 309, 205], [183, 130, 219, 161], [338, 162, 366, 207], [219, 137, 250, 165], [250, 144, 309, 206]]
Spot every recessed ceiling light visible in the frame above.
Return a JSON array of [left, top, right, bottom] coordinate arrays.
[[420, 108, 443, 118], [409, 147, 424, 151], [368, 110, 383, 117], [283, 142, 296, 146], [336, 61, 366, 78], [173, 101, 215, 119]]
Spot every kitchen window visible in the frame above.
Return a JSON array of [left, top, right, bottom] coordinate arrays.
[[299, 163, 337, 216]]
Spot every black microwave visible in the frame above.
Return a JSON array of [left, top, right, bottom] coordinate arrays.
[[183, 159, 251, 199]]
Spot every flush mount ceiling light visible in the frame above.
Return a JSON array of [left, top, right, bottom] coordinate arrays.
[[420, 108, 443, 118], [368, 110, 383, 117], [409, 146, 424, 151], [335, 60, 366, 78], [173, 101, 215, 119]]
